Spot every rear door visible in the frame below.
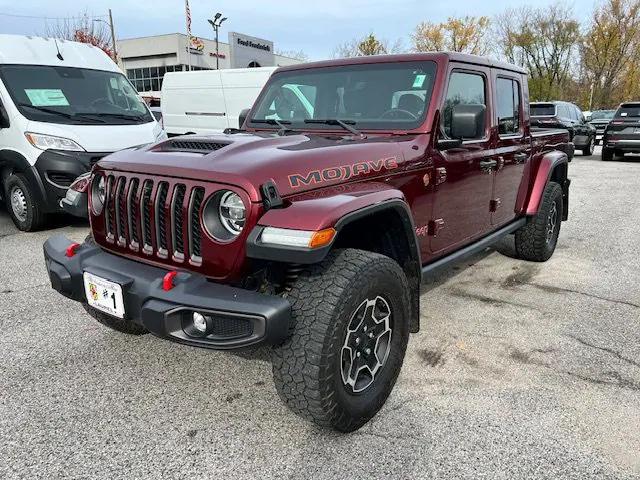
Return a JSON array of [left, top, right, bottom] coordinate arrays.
[[430, 66, 495, 254], [492, 73, 529, 227]]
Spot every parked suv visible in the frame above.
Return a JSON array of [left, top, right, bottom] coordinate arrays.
[[44, 53, 571, 432], [531, 101, 596, 156], [588, 109, 615, 145], [602, 102, 640, 161]]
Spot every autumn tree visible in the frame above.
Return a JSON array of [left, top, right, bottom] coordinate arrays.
[[581, 0, 640, 108], [495, 3, 580, 101], [44, 12, 114, 59], [333, 34, 403, 58], [412, 16, 491, 55]]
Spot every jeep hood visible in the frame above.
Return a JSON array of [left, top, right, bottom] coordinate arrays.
[[98, 132, 408, 202]]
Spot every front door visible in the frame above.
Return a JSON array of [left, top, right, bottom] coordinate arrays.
[[492, 74, 529, 227], [430, 67, 495, 255]]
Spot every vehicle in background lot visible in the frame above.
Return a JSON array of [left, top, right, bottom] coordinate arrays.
[[0, 34, 165, 231], [44, 52, 571, 432], [161, 67, 276, 136], [530, 101, 596, 156], [589, 109, 615, 145], [601, 102, 640, 161], [150, 106, 163, 125]]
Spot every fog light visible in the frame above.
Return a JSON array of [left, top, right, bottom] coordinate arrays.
[[193, 312, 209, 333]]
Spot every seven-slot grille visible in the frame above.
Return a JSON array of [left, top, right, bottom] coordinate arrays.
[[103, 174, 205, 265]]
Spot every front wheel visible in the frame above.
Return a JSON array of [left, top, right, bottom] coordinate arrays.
[[271, 249, 411, 432], [514, 181, 563, 262], [4, 174, 46, 231]]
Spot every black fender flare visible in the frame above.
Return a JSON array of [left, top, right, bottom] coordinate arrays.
[[0, 149, 47, 204]]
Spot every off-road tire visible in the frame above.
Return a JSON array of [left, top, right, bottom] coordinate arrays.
[[602, 147, 613, 161], [581, 137, 594, 156], [271, 249, 411, 432], [4, 173, 45, 231], [80, 235, 148, 335], [514, 181, 563, 262]]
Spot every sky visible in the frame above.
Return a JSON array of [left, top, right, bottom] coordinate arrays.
[[0, 0, 591, 60]]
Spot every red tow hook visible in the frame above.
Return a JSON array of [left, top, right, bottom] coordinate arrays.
[[65, 242, 81, 257], [162, 271, 178, 291]]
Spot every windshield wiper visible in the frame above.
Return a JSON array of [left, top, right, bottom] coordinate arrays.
[[304, 119, 366, 138], [18, 103, 106, 124], [251, 118, 294, 136], [93, 113, 146, 122]]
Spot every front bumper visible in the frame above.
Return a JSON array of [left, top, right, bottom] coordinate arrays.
[[43, 235, 291, 349]]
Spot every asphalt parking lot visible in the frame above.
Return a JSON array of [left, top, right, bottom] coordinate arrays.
[[0, 147, 638, 479]]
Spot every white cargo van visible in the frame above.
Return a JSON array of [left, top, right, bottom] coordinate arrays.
[[0, 35, 165, 231], [161, 67, 276, 136]]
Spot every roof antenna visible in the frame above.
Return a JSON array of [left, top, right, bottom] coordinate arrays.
[[53, 38, 64, 61]]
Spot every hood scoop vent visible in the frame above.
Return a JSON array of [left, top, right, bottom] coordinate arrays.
[[161, 139, 230, 154]]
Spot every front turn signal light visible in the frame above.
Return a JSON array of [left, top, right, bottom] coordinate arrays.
[[309, 228, 336, 248], [260, 227, 336, 249]]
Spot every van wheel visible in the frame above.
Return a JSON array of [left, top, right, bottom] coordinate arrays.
[[271, 249, 411, 432], [4, 174, 45, 231], [514, 182, 563, 262]]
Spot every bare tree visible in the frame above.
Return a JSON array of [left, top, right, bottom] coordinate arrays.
[[494, 3, 580, 100], [412, 16, 491, 55], [275, 49, 309, 62], [333, 34, 404, 58], [43, 11, 113, 59]]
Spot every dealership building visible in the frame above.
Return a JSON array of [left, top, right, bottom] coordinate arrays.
[[116, 32, 301, 101]]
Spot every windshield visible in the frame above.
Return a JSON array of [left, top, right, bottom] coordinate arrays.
[[615, 105, 640, 118], [0, 65, 153, 125], [530, 104, 556, 116], [248, 61, 437, 131], [591, 110, 615, 120]]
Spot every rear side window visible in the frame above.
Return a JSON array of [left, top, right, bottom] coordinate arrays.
[[496, 77, 521, 135], [616, 105, 640, 118], [531, 104, 555, 116], [441, 71, 486, 139]]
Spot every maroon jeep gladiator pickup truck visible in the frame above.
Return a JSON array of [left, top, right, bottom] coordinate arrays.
[[44, 53, 571, 432]]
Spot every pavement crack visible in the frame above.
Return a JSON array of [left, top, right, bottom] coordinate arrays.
[[529, 283, 639, 309], [448, 287, 539, 311], [566, 334, 640, 369]]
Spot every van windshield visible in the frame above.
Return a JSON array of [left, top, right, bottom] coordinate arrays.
[[248, 61, 437, 131], [0, 65, 153, 125]]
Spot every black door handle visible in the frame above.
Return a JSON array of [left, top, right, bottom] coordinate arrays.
[[514, 153, 529, 163]]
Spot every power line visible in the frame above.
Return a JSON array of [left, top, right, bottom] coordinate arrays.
[[0, 12, 108, 21]]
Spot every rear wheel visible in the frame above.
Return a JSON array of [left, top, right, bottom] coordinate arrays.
[[514, 181, 563, 262], [602, 147, 613, 161], [581, 137, 594, 156], [4, 173, 46, 231], [271, 249, 411, 432]]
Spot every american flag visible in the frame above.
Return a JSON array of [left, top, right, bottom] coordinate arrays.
[[185, 0, 192, 37]]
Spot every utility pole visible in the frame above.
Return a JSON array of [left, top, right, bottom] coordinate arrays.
[[108, 9, 117, 61], [589, 82, 595, 111], [208, 13, 227, 69]]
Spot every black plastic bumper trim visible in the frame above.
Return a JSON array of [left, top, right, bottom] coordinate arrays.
[[43, 234, 291, 350]]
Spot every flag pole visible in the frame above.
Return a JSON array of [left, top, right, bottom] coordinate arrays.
[[185, 0, 192, 71]]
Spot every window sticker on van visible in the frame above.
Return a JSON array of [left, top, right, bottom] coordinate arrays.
[[25, 89, 70, 107], [412, 74, 426, 88]]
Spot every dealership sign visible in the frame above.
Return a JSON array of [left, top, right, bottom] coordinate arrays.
[[229, 31, 275, 68]]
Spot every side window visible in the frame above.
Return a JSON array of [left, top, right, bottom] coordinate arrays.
[[442, 71, 486, 139], [496, 77, 521, 135]]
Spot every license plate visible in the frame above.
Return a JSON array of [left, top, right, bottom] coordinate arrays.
[[83, 272, 125, 318]]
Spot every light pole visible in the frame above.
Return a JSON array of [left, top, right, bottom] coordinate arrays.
[[93, 9, 117, 61], [207, 12, 227, 69]]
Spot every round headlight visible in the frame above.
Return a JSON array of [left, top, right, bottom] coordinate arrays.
[[219, 191, 246, 235], [202, 190, 246, 242], [91, 174, 106, 215]]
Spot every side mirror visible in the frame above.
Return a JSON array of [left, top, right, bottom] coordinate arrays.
[[0, 104, 9, 129], [450, 104, 486, 140], [585, 115, 592, 122], [238, 108, 251, 129]]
